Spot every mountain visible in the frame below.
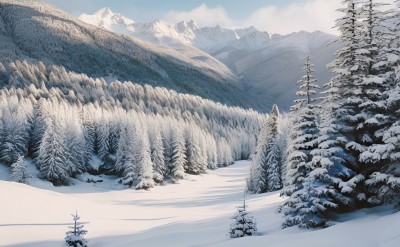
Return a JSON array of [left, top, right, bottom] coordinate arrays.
[[0, 1, 256, 109], [80, 8, 339, 111]]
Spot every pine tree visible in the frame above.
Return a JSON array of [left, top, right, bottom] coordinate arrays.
[[115, 123, 136, 186], [96, 117, 110, 160], [134, 130, 154, 190], [11, 156, 31, 184], [0, 102, 30, 165], [65, 211, 88, 247], [149, 127, 166, 183], [280, 55, 339, 228], [290, 54, 320, 111], [249, 105, 282, 193], [229, 195, 257, 238], [312, 0, 367, 211], [168, 127, 186, 182], [37, 116, 69, 186], [185, 128, 207, 175]]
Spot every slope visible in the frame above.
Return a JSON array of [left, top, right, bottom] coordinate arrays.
[[1, 161, 399, 247], [0, 0, 255, 109]]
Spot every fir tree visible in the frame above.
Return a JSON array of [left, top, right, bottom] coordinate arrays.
[[149, 127, 166, 183], [280, 55, 337, 228], [168, 127, 186, 182], [65, 211, 88, 247], [229, 195, 257, 238], [37, 116, 69, 186], [133, 130, 154, 190], [11, 156, 31, 184], [249, 105, 282, 193]]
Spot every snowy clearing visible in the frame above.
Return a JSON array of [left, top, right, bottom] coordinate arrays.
[[1, 160, 399, 247]]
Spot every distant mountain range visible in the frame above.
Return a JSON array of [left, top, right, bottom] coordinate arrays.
[[0, 1, 256, 110], [80, 8, 340, 111]]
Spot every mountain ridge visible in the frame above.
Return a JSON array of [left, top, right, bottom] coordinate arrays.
[[0, 0, 257, 109], [79, 8, 338, 111]]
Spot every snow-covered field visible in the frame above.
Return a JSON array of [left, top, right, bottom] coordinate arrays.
[[1, 161, 400, 247]]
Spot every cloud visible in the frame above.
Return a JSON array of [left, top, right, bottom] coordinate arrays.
[[164, 4, 235, 28], [244, 0, 341, 35], [164, 0, 342, 35]]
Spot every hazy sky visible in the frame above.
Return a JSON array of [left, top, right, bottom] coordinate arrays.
[[41, 0, 345, 34]]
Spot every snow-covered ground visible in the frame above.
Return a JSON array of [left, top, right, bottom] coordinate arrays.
[[1, 161, 399, 247]]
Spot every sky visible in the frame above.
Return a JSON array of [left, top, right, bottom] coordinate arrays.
[[40, 0, 345, 34]]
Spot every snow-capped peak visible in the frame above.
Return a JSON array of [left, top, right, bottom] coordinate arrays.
[[79, 7, 134, 31], [95, 7, 113, 18]]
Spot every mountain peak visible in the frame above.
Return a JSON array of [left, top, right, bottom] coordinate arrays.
[[95, 7, 113, 17]]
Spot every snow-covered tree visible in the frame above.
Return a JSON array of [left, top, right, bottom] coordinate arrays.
[[184, 127, 207, 175], [65, 211, 88, 247], [11, 156, 31, 184], [280, 54, 338, 228], [149, 127, 166, 183], [248, 105, 282, 193], [96, 115, 110, 160], [0, 100, 30, 165], [37, 116, 69, 186], [133, 129, 154, 190], [229, 196, 257, 238], [290, 54, 320, 111], [115, 123, 136, 186], [167, 127, 186, 182]]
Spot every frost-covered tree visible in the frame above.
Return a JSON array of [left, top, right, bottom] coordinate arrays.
[[133, 129, 154, 190], [115, 123, 136, 186], [37, 116, 69, 186], [229, 196, 257, 238], [248, 105, 282, 193], [149, 127, 166, 183], [0, 100, 30, 165], [65, 211, 88, 247], [96, 115, 110, 160], [11, 156, 31, 184], [312, 0, 367, 210], [290, 54, 320, 111], [281, 54, 335, 228], [167, 127, 186, 182], [185, 127, 207, 175]]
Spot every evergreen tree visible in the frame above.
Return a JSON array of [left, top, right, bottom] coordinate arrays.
[[185, 128, 207, 175], [11, 156, 31, 184], [115, 123, 136, 186], [168, 127, 186, 182], [65, 211, 88, 247], [134, 129, 155, 190], [0, 102, 30, 165], [96, 116, 110, 160], [249, 105, 282, 193], [37, 116, 69, 186], [281, 55, 326, 228], [313, 0, 367, 212], [149, 127, 166, 183], [229, 195, 257, 238]]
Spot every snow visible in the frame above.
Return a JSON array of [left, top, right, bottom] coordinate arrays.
[[1, 160, 399, 246]]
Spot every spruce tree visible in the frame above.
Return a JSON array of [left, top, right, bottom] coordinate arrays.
[[168, 127, 186, 182], [133, 130, 154, 190], [149, 127, 166, 183], [65, 211, 88, 247], [11, 156, 31, 184], [37, 116, 69, 186], [249, 105, 282, 193], [229, 195, 257, 238], [281, 54, 337, 228]]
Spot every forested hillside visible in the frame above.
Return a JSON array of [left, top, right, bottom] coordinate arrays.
[[0, 0, 264, 188], [0, 0, 257, 109]]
